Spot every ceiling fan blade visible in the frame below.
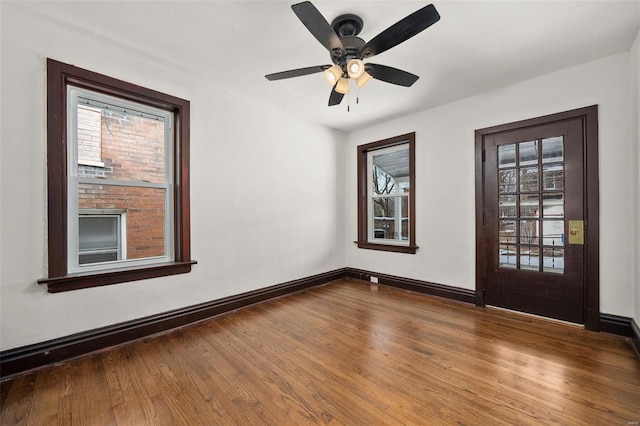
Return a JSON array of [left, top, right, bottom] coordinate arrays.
[[359, 4, 440, 59], [328, 85, 344, 106], [265, 65, 330, 81], [366, 63, 419, 87], [292, 1, 344, 55]]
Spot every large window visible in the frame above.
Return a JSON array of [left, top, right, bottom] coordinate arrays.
[[357, 133, 417, 253], [40, 59, 195, 292]]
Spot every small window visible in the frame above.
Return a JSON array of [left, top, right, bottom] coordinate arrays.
[[78, 210, 125, 265], [357, 133, 417, 253], [40, 59, 195, 292]]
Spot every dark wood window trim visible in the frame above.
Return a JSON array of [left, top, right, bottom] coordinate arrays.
[[39, 58, 196, 293], [474, 105, 599, 330], [357, 132, 417, 254]]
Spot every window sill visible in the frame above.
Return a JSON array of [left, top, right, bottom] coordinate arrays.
[[38, 260, 198, 293], [356, 241, 418, 254], [78, 159, 105, 168]]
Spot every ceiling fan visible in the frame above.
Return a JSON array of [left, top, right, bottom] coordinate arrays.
[[265, 1, 441, 107]]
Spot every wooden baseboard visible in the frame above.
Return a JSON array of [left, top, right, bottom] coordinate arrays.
[[0, 268, 347, 381], [344, 268, 476, 304], [598, 314, 640, 359], [599, 313, 635, 337], [3, 267, 635, 380]]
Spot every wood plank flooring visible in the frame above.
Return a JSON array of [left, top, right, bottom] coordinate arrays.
[[1, 279, 639, 425]]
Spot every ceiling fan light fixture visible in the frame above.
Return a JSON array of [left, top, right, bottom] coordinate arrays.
[[335, 77, 350, 94], [347, 59, 365, 79], [356, 71, 372, 88], [323, 65, 342, 86]]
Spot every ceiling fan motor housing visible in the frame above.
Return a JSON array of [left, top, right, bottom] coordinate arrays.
[[330, 14, 366, 66]]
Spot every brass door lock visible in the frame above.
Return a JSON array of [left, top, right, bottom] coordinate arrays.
[[568, 220, 584, 245]]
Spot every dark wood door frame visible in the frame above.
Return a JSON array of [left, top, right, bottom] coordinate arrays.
[[475, 105, 600, 331]]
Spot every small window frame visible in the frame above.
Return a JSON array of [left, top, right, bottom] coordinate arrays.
[[39, 59, 196, 293], [357, 132, 417, 254]]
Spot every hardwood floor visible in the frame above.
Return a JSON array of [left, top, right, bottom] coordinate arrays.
[[1, 279, 639, 425]]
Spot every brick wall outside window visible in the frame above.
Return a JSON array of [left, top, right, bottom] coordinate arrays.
[[77, 109, 167, 260]]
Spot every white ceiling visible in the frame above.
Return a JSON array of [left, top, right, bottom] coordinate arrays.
[[13, 0, 640, 132]]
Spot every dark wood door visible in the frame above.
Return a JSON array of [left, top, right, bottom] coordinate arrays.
[[481, 118, 585, 323]]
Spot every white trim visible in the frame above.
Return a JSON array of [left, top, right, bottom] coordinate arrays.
[[75, 177, 168, 189]]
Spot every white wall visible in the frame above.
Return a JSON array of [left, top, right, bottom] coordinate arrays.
[[0, 4, 345, 350], [343, 52, 636, 318]]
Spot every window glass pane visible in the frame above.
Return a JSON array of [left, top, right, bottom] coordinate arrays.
[[542, 136, 563, 163], [371, 196, 408, 242], [79, 216, 118, 251], [519, 140, 538, 166], [542, 164, 564, 190], [498, 144, 516, 168], [498, 169, 517, 193], [79, 183, 166, 260], [372, 197, 395, 240], [499, 244, 517, 268], [519, 167, 539, 192], [542, 220, 564, 247], [519, 194, 539, 218], [499, 220, 516, 243], [499, 195, 516, 218], [520, 247, 539, 271], [542, 193, 564, 217], [520, 219, 538, 244], [76, 100, 166, 184], [543, 248, 564, 273], [372, 146, 409, 196]]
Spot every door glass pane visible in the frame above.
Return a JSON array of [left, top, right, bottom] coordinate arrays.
[[543, 164, 564, 190], [499, 195, 516, 217], [542, 193, 564, 217], [520, 219, 538, 244], [498, 144, 516, 168], [520, 246, 539, 271], [543, 248, 564, 273], [499, 220, 516, 243], [498, 169, 517, 193], [519, 140, 538, 166], [543, 220, 564, 247], [520, 167, 538, 191], [542, 136, 563, 163], [499, 244, 517, 268], [519, 194, 539, 218]]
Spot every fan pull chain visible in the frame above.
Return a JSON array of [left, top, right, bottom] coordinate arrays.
[[347, 89, 350, 112]]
